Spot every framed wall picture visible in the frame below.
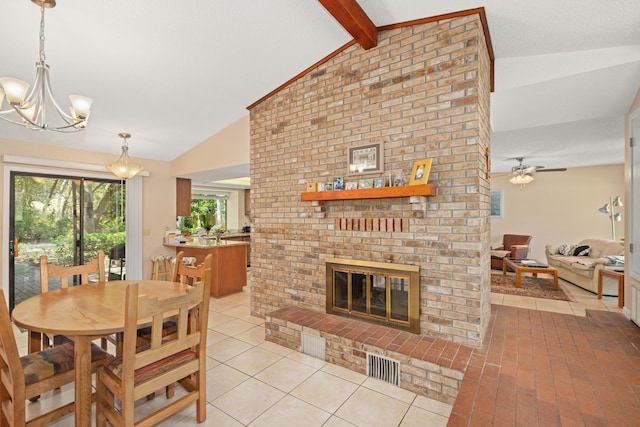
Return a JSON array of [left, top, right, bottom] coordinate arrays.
[[347, 142, 384, 176], [490, 189, 503, 218], [409, 159, 432, 185]]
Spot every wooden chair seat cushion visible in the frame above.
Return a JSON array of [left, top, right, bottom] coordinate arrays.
[[103, 349, 196, 384], [22, 342, 110, 386]]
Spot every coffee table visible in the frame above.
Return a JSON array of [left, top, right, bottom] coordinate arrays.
[[502, 258, 558, 290]]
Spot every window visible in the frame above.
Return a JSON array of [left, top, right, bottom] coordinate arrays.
[[177, 191, 227, 232]]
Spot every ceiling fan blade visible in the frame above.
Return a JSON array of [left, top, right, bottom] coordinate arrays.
[[536, 168, 567, 173]]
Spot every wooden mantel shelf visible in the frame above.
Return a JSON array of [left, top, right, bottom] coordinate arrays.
[[300, 184, 436, 203]]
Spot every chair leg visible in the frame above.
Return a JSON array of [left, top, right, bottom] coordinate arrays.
[[96, 371, 107, 427], [165, 383, 175, 399]]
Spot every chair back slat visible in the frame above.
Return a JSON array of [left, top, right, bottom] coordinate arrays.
[[172, 252, 212, 287], [39, 251, 106, 293], [0, 290, 24, 400]]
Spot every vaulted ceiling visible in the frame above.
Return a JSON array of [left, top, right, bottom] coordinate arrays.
[[1, 0, 639, 177]]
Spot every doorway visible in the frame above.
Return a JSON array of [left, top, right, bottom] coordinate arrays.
[[9, 172, 126, 311]]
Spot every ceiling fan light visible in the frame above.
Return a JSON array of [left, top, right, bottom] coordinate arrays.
[[0, 88, 5, 108], [0, 77, 30, 105], [509, 173, 534, 185]]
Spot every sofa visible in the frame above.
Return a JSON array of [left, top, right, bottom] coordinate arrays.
[[545, 238, 624, 296]]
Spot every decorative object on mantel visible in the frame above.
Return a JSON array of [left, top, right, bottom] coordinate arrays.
[[598, 196, 623, 240], [347, 142, 384, 175], [305, 182, 317, 192], [409, 159, 433, 185], [211, 224, 227, 243], [333, 177, 344, 190], [0, 0, 93, 132], [107, 133, 144, 179], [491, 273, 571, 301]]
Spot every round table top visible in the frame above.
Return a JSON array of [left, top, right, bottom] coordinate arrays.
[[12, 280, 189, 336]]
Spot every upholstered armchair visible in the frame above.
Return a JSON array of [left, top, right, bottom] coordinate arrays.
[[490, 234, 532, 270]]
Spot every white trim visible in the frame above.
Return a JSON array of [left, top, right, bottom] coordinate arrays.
[[2, 154, 150, 177], [125, 176, 143, 280], [2, 162, 144, 299]]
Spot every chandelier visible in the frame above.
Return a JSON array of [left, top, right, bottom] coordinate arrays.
[[107, 133, 144, 179], [0, 0, 92, 132]]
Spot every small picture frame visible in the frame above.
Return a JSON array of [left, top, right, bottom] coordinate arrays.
[[409, 159, 433, 185], [358, 178, 374, 189], [374, 177, 386, 188], [325, 182, 333, 191], [347, 142, 384, 176], [393, 174, 405, 187], [345, 181, 358, 190], [333, 177, 344, 190]]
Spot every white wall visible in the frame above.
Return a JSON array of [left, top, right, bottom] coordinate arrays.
[[491, 164, 625, 261]]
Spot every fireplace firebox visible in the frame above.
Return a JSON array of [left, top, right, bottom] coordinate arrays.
[[326, 259, 420, 333]]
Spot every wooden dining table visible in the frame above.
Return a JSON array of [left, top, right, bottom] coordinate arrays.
[[11, 279, 191, 427]]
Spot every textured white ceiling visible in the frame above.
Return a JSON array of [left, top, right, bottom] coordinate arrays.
[[1, 0, 639, 177]]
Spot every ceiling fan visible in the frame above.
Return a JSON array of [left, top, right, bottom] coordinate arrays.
[[499, 157, 567, 186]]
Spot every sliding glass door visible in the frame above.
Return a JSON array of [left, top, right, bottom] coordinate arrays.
[[8, 172, 125, 311]]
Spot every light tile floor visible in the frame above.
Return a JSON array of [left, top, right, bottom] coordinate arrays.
[[15, 274, 622, 426], [15, 288, 452, 427]]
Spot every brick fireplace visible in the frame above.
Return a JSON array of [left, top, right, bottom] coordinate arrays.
[[248, 9, 492, 401]]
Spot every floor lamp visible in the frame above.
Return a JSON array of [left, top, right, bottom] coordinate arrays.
[[598, 196, 622, 240]]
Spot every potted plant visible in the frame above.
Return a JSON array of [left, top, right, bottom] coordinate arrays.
[[178, 216, 195, 236]]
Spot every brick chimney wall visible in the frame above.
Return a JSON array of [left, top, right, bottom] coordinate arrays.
[[249, 14, 492, 345]]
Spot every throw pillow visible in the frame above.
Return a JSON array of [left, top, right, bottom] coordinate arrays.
[[557, 244, 577, 256], [573, 245, 591, 256]]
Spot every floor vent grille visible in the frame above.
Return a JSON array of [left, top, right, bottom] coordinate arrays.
[[367, 353, 400, 386], [301, 333, 325, 360]]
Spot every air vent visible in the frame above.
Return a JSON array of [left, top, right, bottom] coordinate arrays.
[[301, 333, 325, 360], [367, 353, 400, 386]]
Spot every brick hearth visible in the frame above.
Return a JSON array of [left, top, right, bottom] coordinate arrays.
[[266, 306, 473, 404]]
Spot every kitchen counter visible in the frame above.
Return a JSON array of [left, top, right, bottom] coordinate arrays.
[[164, 237, 249, 249], [164, 238, 248, 297]]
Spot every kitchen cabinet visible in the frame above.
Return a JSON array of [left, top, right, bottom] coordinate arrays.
[[164, 239, 248, 297], [223, 235, 250, 266], [244, 189, 251, 216], [176, 178, 191, 217]]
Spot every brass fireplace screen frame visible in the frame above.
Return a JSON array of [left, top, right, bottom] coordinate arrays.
[[326, 258, 420, 333]]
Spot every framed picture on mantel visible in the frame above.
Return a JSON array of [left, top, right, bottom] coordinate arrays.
[[347, 142, 384, 176]]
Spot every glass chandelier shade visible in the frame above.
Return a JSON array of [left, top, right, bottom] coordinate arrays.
[[107, 133, 144, 180], [0, 2, 92, 132]]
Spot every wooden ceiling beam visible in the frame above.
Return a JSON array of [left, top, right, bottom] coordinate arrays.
[[318, 0, 377, 50]]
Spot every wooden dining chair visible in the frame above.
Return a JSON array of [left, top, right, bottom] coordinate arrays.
[[0, 290, 110, 426], [140, 251, 212, 399], [96, 277, 211, 426], [38, 251, 110, 352]]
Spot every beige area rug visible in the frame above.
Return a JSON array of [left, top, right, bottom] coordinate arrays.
[[491, 273, 571, 301]]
